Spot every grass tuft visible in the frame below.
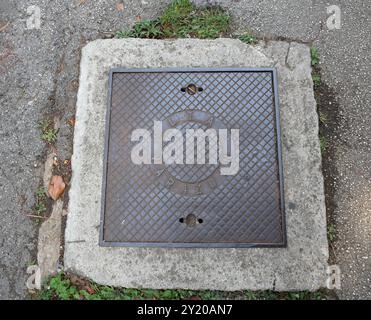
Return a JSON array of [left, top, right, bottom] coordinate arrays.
[[238, 32, 257, 45], [319, 135, 328, 153], [327, 223, 336, 242], [116, 19, 163, 39], [34, 186, 47, 216], [39, 119, 58, 143], [312, 73, 321, 86], [116, 0, 230, 40], [310, 46, 319, 66], [319, 111, 328, 124]]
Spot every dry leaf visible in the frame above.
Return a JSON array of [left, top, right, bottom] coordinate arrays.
[[78, 0, 87, 5], [48, 175, 65, 201], [85, 286, 96, 294], [70, 79, 79, 90], [116, 3, 124, 12], [68, 117, 76, 126], [70, 274, 87, 287]]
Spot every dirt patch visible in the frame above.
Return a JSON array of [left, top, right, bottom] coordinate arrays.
[[314, 75, 342, 264]]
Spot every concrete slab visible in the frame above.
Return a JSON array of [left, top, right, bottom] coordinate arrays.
[[38, 199, 63, 281], [64, 38, 328, 291]]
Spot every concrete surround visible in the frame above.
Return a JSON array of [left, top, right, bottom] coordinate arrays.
[[64, 38, 328, 291]]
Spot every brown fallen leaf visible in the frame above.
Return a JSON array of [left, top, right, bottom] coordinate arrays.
[[70, 79, 79, 90], [68, 117, 76, 126], [85, 286, 96, 295], [48, 175, 65, 201], [116, 3, 124, 12], [70, 274, 88, 287]]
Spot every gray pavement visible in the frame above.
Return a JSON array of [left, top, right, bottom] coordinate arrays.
[[0, 0, 369, 299]]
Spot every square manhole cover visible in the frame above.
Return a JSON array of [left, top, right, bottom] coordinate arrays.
[[100, 68, 286, 247]]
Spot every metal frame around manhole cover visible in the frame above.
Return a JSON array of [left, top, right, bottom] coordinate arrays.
[[99, 68, 286, 248]]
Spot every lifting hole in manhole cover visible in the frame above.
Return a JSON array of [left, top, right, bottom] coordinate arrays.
[[179, 214, 203, 227], [181, 83, 203, 94]]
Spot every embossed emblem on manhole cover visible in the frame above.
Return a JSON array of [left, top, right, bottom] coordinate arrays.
[[100, 68, 286, 247]]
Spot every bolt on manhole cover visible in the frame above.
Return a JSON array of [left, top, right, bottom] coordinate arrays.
[[100, 68, 286, 247]]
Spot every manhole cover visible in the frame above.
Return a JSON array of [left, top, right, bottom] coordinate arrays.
[[100, 68, 286, 247]]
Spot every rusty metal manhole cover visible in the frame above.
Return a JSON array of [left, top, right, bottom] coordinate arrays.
[[100, 68, 286, 247]]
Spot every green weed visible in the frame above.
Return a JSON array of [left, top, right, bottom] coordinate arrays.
[[320, 135, 328, 153], [39, 119, 58, 143], [116, 0, 230, 40], [327, 223, 336, 242], [319, 111, 328, 124], [238, 33, 257, 44], [310, 46, 319, 66], [312, 73, 321, 86], [34, 186, 46, 216]]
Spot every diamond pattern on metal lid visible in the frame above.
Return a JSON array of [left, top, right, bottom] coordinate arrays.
[[100, 68, 286, 247]]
